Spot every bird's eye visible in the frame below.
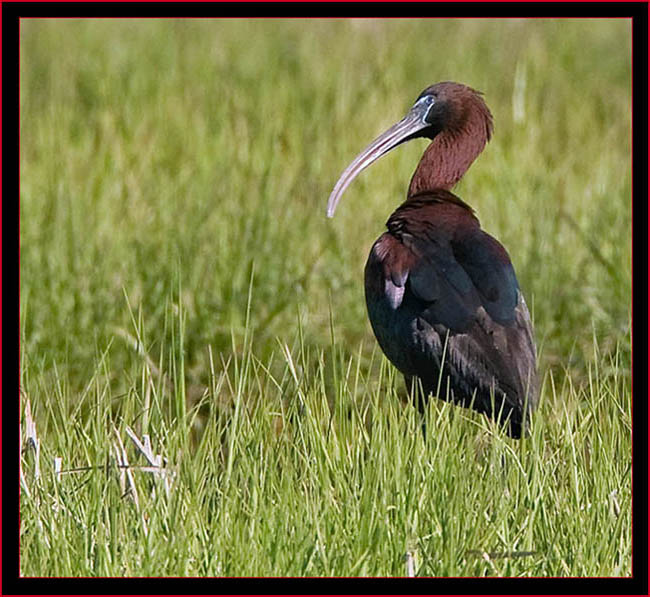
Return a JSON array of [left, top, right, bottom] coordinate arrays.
[[414, 95, 435, 113]]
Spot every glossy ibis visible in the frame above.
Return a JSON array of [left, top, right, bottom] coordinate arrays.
[[327, 82, 538, 438]]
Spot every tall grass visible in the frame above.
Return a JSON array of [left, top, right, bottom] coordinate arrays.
[[19, 18, 631, 576]]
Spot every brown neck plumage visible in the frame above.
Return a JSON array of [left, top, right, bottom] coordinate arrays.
[[407, 97, 493, 196]]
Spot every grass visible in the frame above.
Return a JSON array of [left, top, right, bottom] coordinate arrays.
[[19, 18, 631, 577]]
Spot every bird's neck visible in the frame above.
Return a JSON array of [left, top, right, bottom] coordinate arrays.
[[407, 124, 489, 196]]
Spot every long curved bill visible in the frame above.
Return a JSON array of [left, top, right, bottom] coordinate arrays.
[[326, 98, 432, 218]]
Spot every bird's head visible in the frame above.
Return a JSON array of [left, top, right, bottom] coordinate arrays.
[[327, 82, 493, 217], [410, 82, 493, 141]]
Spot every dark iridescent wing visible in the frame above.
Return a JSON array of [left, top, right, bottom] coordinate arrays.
[[451, 227, 519, 325], [400, 225, 519, 332]]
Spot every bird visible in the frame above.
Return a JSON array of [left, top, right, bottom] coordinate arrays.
[[327, 81, 538, 439]]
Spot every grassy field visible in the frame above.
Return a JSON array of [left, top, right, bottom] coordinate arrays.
[[19, 19, 631, 577]]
